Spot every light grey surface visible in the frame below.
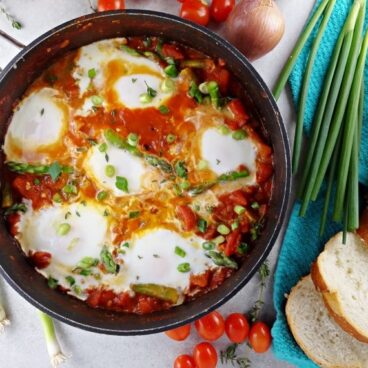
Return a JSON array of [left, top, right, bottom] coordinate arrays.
[[0, 1, 314, 367]]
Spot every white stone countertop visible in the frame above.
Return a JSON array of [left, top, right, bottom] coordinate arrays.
[[0, 1, 314, 367]]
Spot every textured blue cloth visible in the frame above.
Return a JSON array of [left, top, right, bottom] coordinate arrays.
[[272, 1, 368, 367]]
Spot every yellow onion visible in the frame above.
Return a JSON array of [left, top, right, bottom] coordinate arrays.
[[225, 0, 285, 60]]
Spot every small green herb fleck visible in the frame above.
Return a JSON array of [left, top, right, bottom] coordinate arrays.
[[175, 161, 188, 178], [97, 191, 108, 201], [129, 211, 140, 219], [177, 262, 191, 273], [105, 164, 115, 177], [47, 277, 58, 289], [175, 246, 186, 258], [234, 205, 245, 215], [166, 133, 176, 143], [100, 246, 119, 274], [159, 105, 170, 115], [65, 276, 75, 286], [127, 133, 139, 147], [202, 241, 215, 250], [88, 68, 96, 79], [232, 130, 247, 140], [217, 224, 230, 235], [197, 218, 207, 233], [57, 223, 71, 236]]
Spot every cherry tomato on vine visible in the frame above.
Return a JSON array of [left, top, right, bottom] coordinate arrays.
[[249, 321, 272, 353], [225, 313, 250, 343], [193, 342, 218, 368], [165, 324, 191, 341], [194, 310, 225, 341], [97, 0, 125, 11], [174, 355, 196, 368], [179, 0, 210, 27], [210, 0, 235, 22]]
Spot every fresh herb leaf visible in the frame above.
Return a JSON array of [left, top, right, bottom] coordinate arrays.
[[4, 203, 27, 216], [100, 246, 119, 274], [197, 218, 207, 233], [159, 105, 170, 114], [47, 276, 58, 289], [115, 176, 129, 192], [47, 161, 62, 182], [145, 81, 157, 98], [220, 343, 251, 368]]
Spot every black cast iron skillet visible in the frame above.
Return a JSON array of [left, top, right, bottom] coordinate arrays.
[[0, 10, 290, 335]]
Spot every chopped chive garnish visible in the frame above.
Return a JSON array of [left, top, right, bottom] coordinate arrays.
[[232, 130, 247, 140], [91, 95, 103, 106], [197, 218, 207, 233], [140, 93, 152, 104], [57, 223, 71, 236], [237, 242, 249, 255], [97, 191, 108, 201], [115, 176, 129, 192], [129, 211, 140, 219], [52, 193, 62, 203], [164, 64, 178, 78], [175, 161, 188, 178], [231, 220, 240, 230], [188, 82, 203, 103], [63, 184, 78, 195], [122, 242, 130, 248], [251, 202, 260, 209], [121, 44, 141, 56], [234, 205, 245, 215], [213, 235, 225, 245], [127, 133, 139, 147], [99, 143, 108, 153], [47, 277, 58, 289], [77, 257, 98, 269], [179, 180, 190, 190], [88, 68, 96, 79], [175, 246, 186, 258], [202, 241, 215, 250], [217, 224, 230, 235], [105, 164, 116, 177], [159, 105, 170, 115], [161, 78, 175, 93], [197, 160, 208, 170], [166, 134, 176, 143], [65, 276, 75, 286], [177, 262, 191, 273], [217, 125, 231, 135]]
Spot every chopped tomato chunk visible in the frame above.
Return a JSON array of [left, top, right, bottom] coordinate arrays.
[[227, 99, 249, 127], [29, 251, 52, 269], [176, 205, 197, 231], [162, 44, 185, 60], [224, 230, 241, 256], [190, 271, 211, 288]]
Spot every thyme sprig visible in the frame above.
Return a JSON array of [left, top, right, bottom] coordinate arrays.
[[249, 261, 270, 322], [220, 344, 251, 368], [0, 6, 22, 29]]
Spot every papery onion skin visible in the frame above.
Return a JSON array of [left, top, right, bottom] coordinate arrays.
[[225, 0, 285, 61]]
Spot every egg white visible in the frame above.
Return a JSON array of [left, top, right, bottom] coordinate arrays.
[[3, 87, 68, 163], [83, 143, 163, 196], [200, 127, 257, 181]]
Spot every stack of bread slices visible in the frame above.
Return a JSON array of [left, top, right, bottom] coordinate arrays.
[[286, 230, 368, 368]]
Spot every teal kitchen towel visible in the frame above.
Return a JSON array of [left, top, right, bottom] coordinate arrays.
[[272, 0, 368, 367]]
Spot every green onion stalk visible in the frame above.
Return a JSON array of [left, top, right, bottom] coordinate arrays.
[[0, 300, 10, 333], [38, 311, 67, 367]]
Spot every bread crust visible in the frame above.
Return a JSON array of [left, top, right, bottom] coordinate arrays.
[[286, 276, 363, 368], [312, 247, 368, 344]]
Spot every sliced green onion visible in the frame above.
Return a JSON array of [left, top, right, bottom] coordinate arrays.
[[88, 68, 96, 79], [251, 202, 260, 209], [177, 262, 191, 273], [175, 246, 186, 258], [115, 176, 129, 192], [188, 82, 203, 103], [273, 0, 331, 100], [91, 95, 103, 106], [232, 130, 247, 140], [159, 105, 170, 115], [47, 277, 58, 289], [164, 64, 178, 77], [127, 133, 139, 147], [231, 220, 239, 230], [179, 180, 190, 190], [202, 241, 215, 250], [197, 160, 208, 170], [166, 134, 176, 143], [217, 125, 230, 135], [99, 143, 108, 153], [213, 235, 225, 245], [121, 44, 140, 56], [161, 78, 175, 93], [197, 218, 208, 233], [57, 223, 71, 236], [140, 93, 153, 104], [105, 164, 115, 178], [237, 242, 249, 255], [38, 311, 66, 367], [62, 184, 77, 195], [207, 81, 220, 108], [217, 224, 230, 235]]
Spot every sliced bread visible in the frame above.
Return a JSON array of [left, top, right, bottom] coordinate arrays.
[[312, 232, 368, 343], [286, 275, 368, 368]]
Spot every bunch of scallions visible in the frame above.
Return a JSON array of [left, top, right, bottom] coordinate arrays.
[[273, 0, 368, 240]]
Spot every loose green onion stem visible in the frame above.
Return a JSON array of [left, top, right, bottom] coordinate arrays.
[[293, 0, 336, 173], [38, 311, 66, 367], [333, 27, 367, 222], [299, 0, 363, 217], [273, 0, 331, 100]]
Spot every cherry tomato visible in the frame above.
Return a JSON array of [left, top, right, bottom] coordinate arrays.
[[180, 0, 210, 27], [249, 321, 272, 353], [174, 355, 196, 368], [194, 310, 225, 341], [176, 205, 197, 231], [165, 324, 191, 341], [225, 313, 250, 343], [97, 0, 125, 11], [29, 251, 52, 269], [193, 342, 218, 368], [210, 0, 235, 22]]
